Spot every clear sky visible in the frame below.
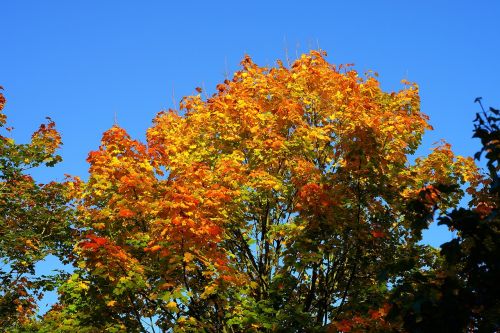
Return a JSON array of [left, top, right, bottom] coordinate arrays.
[[1, 0, 499, 275]]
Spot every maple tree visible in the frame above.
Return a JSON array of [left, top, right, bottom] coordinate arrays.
[[2, 51, 487, 332], [0, 87, 74, 330], [28, 51, 479, 332]]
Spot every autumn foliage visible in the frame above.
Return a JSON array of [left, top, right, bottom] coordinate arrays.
[[0, 51, 494, 332]]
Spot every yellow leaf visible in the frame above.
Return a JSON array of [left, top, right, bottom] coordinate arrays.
[[166, 301, 178, 311], [106, 300, 117, 307], [78, 281, 89, 290], [184, 252, 194, 263], [201, 284, 217, 299]]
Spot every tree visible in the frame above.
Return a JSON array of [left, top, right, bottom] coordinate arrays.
[[32, 51, 479, 332], [0, 87, 74, 330], [387, 101, 499, 332]]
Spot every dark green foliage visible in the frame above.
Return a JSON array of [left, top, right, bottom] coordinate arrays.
[[389, 102, 500, 332]]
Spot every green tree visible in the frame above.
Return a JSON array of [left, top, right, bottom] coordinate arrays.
[[388, 101, 499, 332], [0, 87, 74, 330]]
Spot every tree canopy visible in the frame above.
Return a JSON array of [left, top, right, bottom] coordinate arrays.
[[0, 86, 73, 329], [0, 51, 496, 332]]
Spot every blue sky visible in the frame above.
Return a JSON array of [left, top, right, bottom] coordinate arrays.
[[1, 0, 499, 284]]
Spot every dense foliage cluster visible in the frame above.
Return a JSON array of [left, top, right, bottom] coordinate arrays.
[[0, 52, 497, 332], [0, 87, 74, 328], [386, 103, 500, 332]]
